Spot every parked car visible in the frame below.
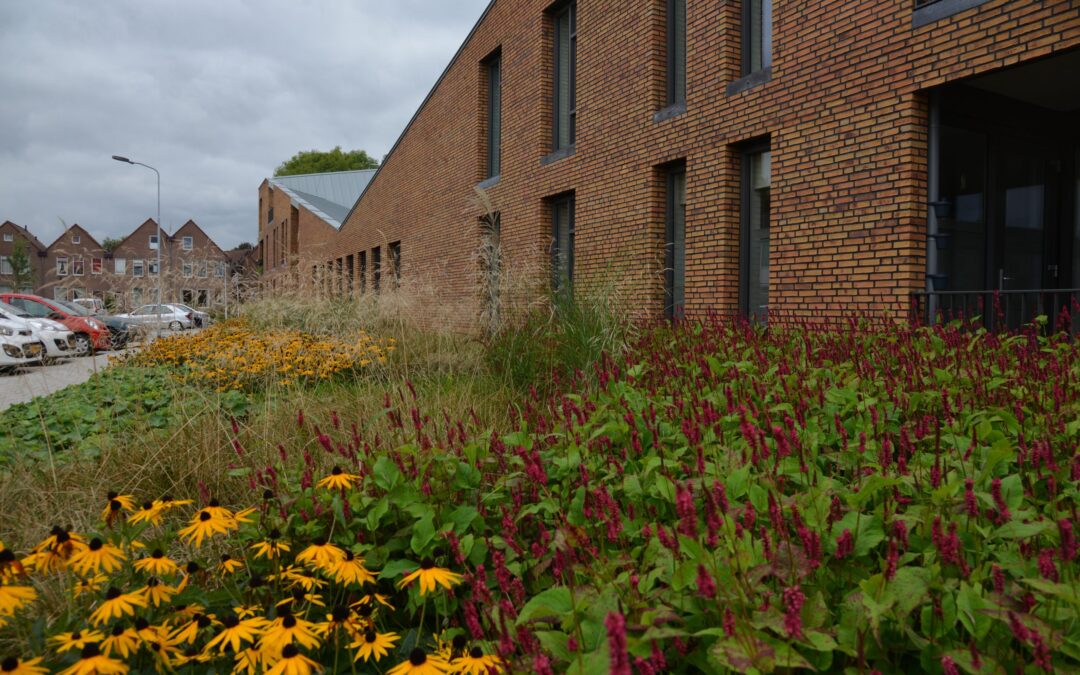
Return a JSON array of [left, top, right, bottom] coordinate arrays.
[[0, 293, 111, 354], [71, 297, 107, 315], [113, 304, 193, 331], [0, 301, 78, 360], [0, 317, 46, 367], [53, 298, 135, 350], [168, 303, 210, 328]]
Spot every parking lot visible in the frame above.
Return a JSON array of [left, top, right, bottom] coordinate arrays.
[[0, 352, 119, 411]]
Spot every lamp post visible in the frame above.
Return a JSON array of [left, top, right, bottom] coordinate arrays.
[[112, 155, 164, 320]]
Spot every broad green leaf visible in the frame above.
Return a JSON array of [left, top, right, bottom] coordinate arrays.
[[517, 586, 573, 626]]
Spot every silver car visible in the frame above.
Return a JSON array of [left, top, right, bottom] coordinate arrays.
[[167, 303, 210, 328], [113, 304, 193, 331], [0, 301, 78, 359]]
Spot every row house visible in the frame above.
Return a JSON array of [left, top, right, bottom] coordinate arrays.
[[267, 0, 1079, 332], [0, 220, 48, 294]]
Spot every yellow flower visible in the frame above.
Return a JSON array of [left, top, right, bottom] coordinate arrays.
[[316, 466, 360, 491], [276, 588, 325, 610], [251, 529, 290, 560], [275, 566, 327, 592], [69, 538, 126, 576], [397, 560, 463, 596], [137, 577, 177, 607], [350, 629, 399, 663], [57, 643, 129, 675], [51, 630, 106, 654], [73, 574, 109, 599], [177, 509, 233, 548], [330, 550, 376, 586], [0, 585, 36, 617], [100, 624, 140, 659], [295, 539, 345, 570], [218, 554, 245, 577], [387, 649, 450, 675], [169, 613, 215, 645], [133, 549, 180, 577], [101, 492, 136, 524], [265, 644, 322, 675], [127, 500, 165, 526], [204, 614, 269, 654], [261, 609, 322, 652], [26, 527, 86, 572], [0, 656, 47, 674], [0, 546, 27, 583], [89, 587, 148, 626], [352, 593, 394, 612], [451, 647, 505, 674]]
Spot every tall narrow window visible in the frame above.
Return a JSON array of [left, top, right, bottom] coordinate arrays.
[[552, 2, 577, 152], [551, 193, 575, 290], [667, 0, 686, 106], [487, 54, 502, 178], [741, 146, 771, 321], [346, 254, 355, 295], [358, 252, 367, 293], [665, 166, 687, 319], [743, 0, 772, 75], [372, 246, 382, 293], [389, 242, 402, 287]]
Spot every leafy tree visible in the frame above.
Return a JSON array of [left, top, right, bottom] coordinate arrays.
[[101, 237, 123, 252], [9, 239, 34, 292], [274, 147, 378, 177], [235, 242, 253, 250]]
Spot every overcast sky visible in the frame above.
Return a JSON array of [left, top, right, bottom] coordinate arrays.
[[0, 0, 490, 250]]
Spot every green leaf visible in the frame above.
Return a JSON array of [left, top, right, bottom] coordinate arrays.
[[366, 498, 390, 530], [517, 586, 573, 626], [447, 505, 479, 533], [956, 582, 991, 639], [378, 559, 418, 580], [409, 514, 436, 555], [372, 456, 402, 491], [992, 519, 1050, 540]]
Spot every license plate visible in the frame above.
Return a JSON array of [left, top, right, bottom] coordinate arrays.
[[25, 343, 44, 357]]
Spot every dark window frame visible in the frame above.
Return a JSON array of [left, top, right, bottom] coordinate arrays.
[[741, 0, 772, 77], [666, 0, 686, 107], [372, 246, 382, 293], [739, 139, 772, 320], [358, 251, 367, 293], [389, 241, 402, 287], [551, 1, 577, 153], [664, 162, 687, 320], [485, 52, 502, 179], [550, 192, 576, 291]]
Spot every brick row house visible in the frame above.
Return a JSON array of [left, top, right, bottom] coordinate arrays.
[[0, 221, 48, 294], [3, 218, 235, 311], [267, 0, 1078, 329]]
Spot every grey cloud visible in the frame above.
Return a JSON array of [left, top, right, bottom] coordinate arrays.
[[0, 0, 489, 248]]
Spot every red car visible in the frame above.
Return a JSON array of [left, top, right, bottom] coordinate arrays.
[[0, 293, 111, 353]]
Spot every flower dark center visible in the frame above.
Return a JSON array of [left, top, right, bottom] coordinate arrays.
[[107, 491, 118, 500], [420, 558, 434, 570], [209, 499, 220, 507], [222, 616, 239, 628], [147, 578, 159, 588], [0, 550, 14, 563], [0, 657, 15, 672], [470, 646, 484, 658], [282, 644, 299, 659], [111, 624, 125, 636], [221, 554, 232, 562], [452, 635, 468, 650], [81, 643, 101, 659], [332, 466, 343, 475], [269, 529, 281, 539], [345, 551, 355, 561], [199, 511, 211, 522], [312, 537, 327, 547], [292, 588, 305, 602], [135, 618, 150, 631], [109, 500, 122, 512], [263, 489, 274, 500], [89, 538, 103, 551], [105, 587, 121, 600], [142, 501, 154, 510], [152, 549, 164, 559], [410, 648, 427, 665], [72, 632, 82, 640], [356, 604, 373, 617], [283, 616, 297, 629], [187, 562, 201, 574], [365, 630, 377, 643], [332, 606, 349, 622], [249, 574, 264, 588], [198, 615, 212, 628], [55, 530, 71, 544]]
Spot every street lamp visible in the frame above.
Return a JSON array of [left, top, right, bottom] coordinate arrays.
[[112, 155, 164, 317]]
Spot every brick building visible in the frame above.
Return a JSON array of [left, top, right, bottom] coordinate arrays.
[[279, 0, 1078, 328], [0, 221, 48, 294], [41, 224, 109, 302]]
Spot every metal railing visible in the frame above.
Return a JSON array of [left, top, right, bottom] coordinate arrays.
[[910, 288, 1080, 333]]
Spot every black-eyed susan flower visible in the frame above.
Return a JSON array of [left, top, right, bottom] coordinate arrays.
[[261, 609, 321, 652], [143, 634, 182, 668], [0, 548, 26, 582], [232, 641, 267, 675], [69, 538, 126, 576], [89, 587, 148, 626], [316, 466, 360, 491], [295, 538, 345, 570], [178, 509, 233, 548], [451, 646, 505, 674], [0, 585, 36, 617], [101, 492, 136, 525], [73, 574, 108, 599], [275, 566, 326, 592], [50, 630, 106, 654], [350, 629, 399, 663], [251, 529, 291, 560], [218, 554, 245, 577], [351, 593, 394, 612], [204, 614, 269, 654], [234, 605, 262, 620], [397, 559, 463, 596], [0, 656, 47, 674], [127, 501, 165, 526], [25, 527, 86, 572], [276, 587, 325, 610], [387, 648, 450, 675], [100, 624, 140, 659], [132, 617, 166, 643], [169, 613, 215, 645], [133, 549, 180, 577], [137, 577, 177, 607], [172, 646, 211, 667], [316, 605, 360, 640], [234, 506, 257, 525], [265, 643, 321, 675], [330, 550, 375, 586], [57, 643, 128, 675]]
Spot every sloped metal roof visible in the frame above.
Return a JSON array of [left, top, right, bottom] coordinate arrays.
[[269, 169, 375, 228]]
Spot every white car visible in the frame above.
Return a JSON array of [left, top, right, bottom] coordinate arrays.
[[0, 317, 46, 367], [113, 304, 193, 331], [0, 301, 78, 360]]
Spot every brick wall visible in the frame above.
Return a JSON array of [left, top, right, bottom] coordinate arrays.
[[0, 220, 46, 292], [314, 0, 1078, 328], [257, 181, 340, 293]]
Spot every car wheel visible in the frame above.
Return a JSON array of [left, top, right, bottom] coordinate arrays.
[[74, 333, 92, 355], [169, 321, 183, 331]]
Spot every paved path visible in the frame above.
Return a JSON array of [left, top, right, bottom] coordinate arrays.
[[0, 353, 116, 411]]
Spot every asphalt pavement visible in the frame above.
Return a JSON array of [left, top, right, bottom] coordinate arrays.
[[0, 352, 117, 411]]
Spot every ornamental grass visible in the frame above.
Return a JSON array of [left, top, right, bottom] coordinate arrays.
[[0, 316, 1077, 673]]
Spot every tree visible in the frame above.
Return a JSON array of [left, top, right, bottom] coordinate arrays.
[[235, 242, 253, 250], [274, 147, 378, 177], [9, 239, 34, 292], [101, 237, 123, 253]]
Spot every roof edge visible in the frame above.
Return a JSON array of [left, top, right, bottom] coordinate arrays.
[[340, 0, 499, 228], [271, 183, 344, 231], [270, 168, 378, 181]]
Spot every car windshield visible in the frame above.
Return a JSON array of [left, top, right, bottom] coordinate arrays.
[[0, 301, 31, 319], [172, 304, 194, 312], [54, 299, 92, 316]]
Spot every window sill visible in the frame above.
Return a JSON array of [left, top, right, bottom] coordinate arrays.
[[726, 68, 771, 96], [541, 145, 576, 166], [476, 175, 501, 190], [653, 102, 687, 123], [912, 0, 992, 27]]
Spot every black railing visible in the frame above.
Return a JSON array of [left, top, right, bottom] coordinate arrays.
[[911, 288, 1080, 333]]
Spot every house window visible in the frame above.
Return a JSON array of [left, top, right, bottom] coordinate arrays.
[[54, 287, 68, 301], [358, 251, 367, 293], [741, 145, 771, 322], [372, 246, 382, 293], [72, 256, 84, 276], [56, 257, 69, 276], [552, 1, 577, 152], [182, 236, 193, 251], [133, 260, 145, 277], [215, 262, 225, 277], [2, 233, 12, 242], [197, 261, 208, 278], [197, 289, 208, 306], [0, 256, 11, 275], [268, 206, 274, 224], [72, 234, 81, 244], [665, 165, 687, 319], [148, 260, 159, 276], [389, 242, 402, 287], [91, 257, 102, 274], [182, 289, 194, 304], [132, 287, 143, 305], [346, 254, 355, 293], [114, 258, 127, 275], [486, 53, 502, 178], [550, 193, 575, 290], [743, 0, 772, 76], [667, 0, 686, 107], [149, 234, 159, 250], [183, 262, 193, 277]]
